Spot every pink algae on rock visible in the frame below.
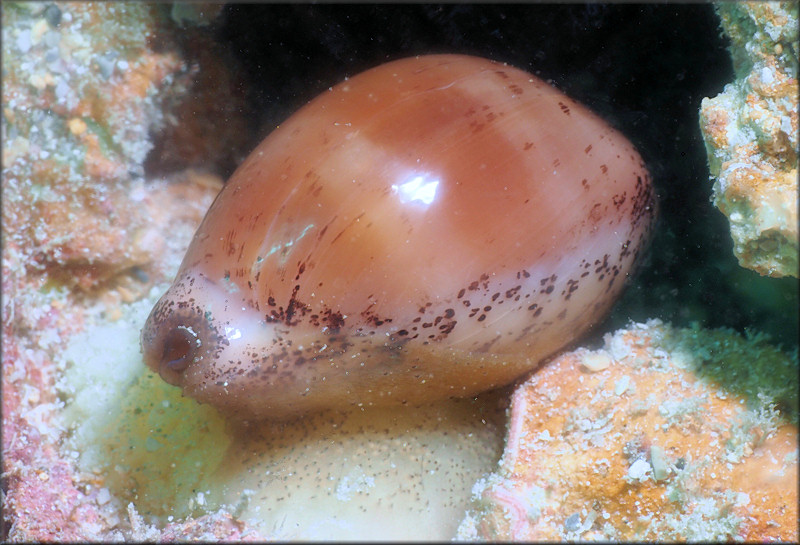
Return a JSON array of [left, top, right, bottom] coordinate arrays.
[[1, 3, 261, 541], [456, 320, 798, 542]]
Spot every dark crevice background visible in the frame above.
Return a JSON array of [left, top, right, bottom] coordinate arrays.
[[201, 4, 796, 348]]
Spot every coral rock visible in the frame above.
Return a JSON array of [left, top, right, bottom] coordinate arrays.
[[699, 1, 799, 277], [457, 320, 798, 542]]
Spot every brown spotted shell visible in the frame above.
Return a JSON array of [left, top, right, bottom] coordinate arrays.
[[141, 54, 656, 420]]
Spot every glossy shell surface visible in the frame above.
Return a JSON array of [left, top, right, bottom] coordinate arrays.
[[141, 54, 656, 419]]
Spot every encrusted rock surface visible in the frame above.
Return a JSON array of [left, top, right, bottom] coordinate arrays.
[[699, 1, 799, 278], [456, 320, 798, 541], [1, 2, 258, 540]]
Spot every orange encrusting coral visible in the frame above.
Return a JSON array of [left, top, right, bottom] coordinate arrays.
[[457, 320, 798, 541]]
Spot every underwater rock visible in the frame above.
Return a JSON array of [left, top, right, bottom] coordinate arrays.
[[1, 2, 184, 293], [1, 3, 177, 541], [699, 1, 799, 278], [456, 319, 798, 541], [0, 3, 236, 540]]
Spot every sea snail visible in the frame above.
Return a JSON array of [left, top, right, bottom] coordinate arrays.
[[141, 54, 656, 420]]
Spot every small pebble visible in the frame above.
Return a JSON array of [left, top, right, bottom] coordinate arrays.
[[43, 30, 61, 48], [614, 375, 631, 396], [16, 30, 32, 53], [96, 55, 115, 79], [68, 118, 87, 136], [627, 458, 651, 481], [129, 266, 150, 284], [55, 80, 69, 100], [581, 352, 612, 372], [563, 512, 581, 532], [44, 4, 62, 27]]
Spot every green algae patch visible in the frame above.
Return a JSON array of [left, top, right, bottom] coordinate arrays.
[[657, 322, 799, 423], [58, 294, 231, 522], [98, 370, 230, 519]]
